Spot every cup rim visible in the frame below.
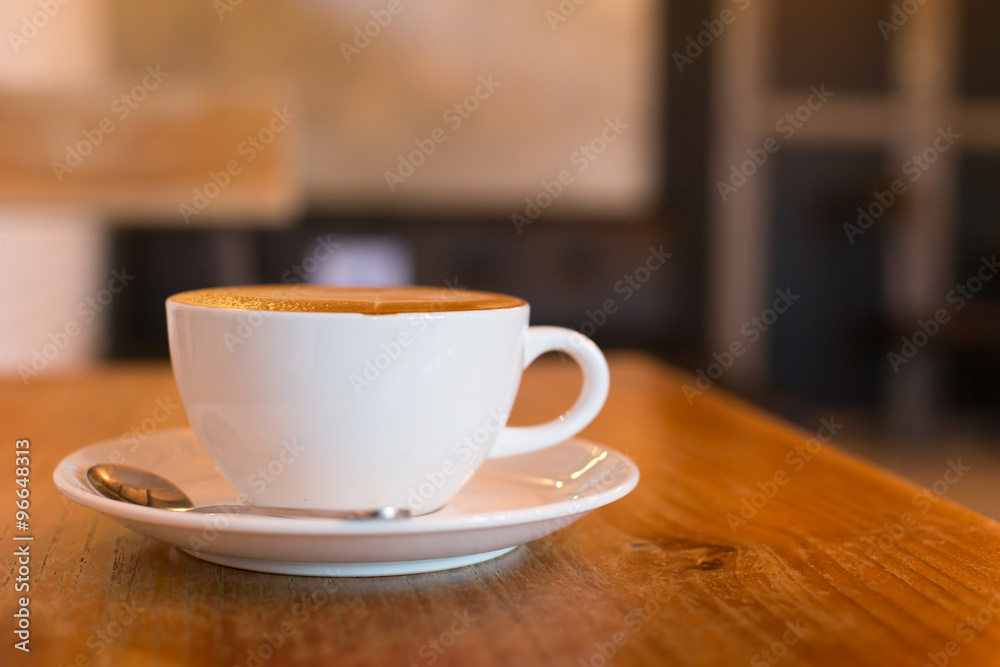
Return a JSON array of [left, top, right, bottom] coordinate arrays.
[[165, 285, 530, 317]]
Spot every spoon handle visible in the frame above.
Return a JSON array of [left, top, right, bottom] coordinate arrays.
[[188, 504, 410, 520]]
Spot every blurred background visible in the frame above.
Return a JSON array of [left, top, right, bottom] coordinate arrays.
[[2, 1, 998, 514]]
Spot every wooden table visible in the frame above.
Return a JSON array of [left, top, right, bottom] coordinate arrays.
[[3, 352, 1000, 666]]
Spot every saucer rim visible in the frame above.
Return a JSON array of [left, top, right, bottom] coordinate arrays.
[[184, 546, 521, 576], [54, 428, 640, 536]]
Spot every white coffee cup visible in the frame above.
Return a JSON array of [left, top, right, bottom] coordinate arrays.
[[166, 285, 609, 515]]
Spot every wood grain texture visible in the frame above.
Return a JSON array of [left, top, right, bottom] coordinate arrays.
[[2, 352, 1000, 666]]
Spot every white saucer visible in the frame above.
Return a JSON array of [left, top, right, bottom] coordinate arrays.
[[54, 428, 639, 576]]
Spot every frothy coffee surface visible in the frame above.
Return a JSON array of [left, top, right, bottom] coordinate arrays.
[[169, 285, 526, 315]]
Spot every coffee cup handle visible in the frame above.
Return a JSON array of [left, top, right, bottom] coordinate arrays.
[[489, 326, 610, 458]]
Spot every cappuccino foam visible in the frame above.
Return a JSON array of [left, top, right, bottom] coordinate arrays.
[[169, 285, 526, 315]]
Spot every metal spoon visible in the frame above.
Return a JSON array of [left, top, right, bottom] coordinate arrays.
[[86, 463, 410, 520]]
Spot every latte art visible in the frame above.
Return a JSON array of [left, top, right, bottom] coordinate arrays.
[[169, 285, 526, 315]]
